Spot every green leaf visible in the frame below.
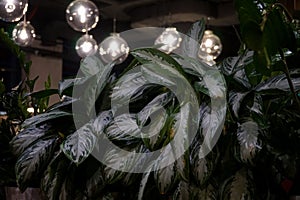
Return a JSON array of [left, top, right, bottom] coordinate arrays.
[[15, 135, 58, 192], [111, 70, 148, 109], [181, 19, 206, 58], [236, 120, 262, 164], [154, 150, 179, 195], [106, 113, 141, 142], [46, 97, 76, 112], [61, 111, 112, 164], [80, 55, 105, 77], [219, 51, 253, 76], [220, 168, 255, 200], [62, 121, 97, 165], [131, 48, 186, 77], [103, 146, 149, 184], [25, 89, 58, 99], [40, 153, 71, 200], [73, 59, 115, 117], [10, 124, 53, 157], [228, 91, 250, 118], [138, 92, 174, 149], [22, 111, 72, 128], [190, 141, 219, 187], [255, 69, 300, 93]]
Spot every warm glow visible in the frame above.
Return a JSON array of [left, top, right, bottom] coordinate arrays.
[[81, 41, 93, 53], [27, 107, 34, 113], [204, 38, 213, 47], [5, 0, 16, 13], [77, 5, 87, 23], [19, 28, 28, 40]]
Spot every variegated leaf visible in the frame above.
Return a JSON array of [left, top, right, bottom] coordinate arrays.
[[181, 19, 206, 58], [16, 135, 58, 192], [22, 111, 71, 128], [237, 120, 262, 164], [220, 168, 255, 200], [10, 124, 53, 157], [154, 149, 179, 195], [61, 111, 112, 164]]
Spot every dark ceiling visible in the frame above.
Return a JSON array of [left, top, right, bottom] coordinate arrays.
[[1, 0, 241, 75], [23, 0, 238, 43]]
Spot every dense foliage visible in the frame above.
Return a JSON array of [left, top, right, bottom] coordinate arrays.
[[2, 0, 300, 199]]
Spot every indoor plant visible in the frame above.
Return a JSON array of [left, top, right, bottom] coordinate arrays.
[[8, 0, 300, 199]]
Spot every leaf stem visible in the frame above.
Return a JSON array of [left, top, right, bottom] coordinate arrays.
[[279, 49, 300, 112]]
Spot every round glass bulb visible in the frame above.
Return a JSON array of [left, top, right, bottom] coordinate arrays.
[[66, 0, 99, 32], [75, 34, 98, 58], [0, 0, 28, 22], [99, 33, 130, 64], [198, 30, 222, 63], [12, 21, 36, 46], [154, 27, 182, 54]]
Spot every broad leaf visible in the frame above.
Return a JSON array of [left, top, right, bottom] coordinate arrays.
[[228, 91, 250, 118], [22, 111, 71, 128], [111, 70, 148, 111], [25, 89, 58, 99], [41, 153, 70, 200], [10, 124, 53, 157], [106, 114, 140, 142], [219, 51, 254, 76], [236, 120, 262, 164], [190, 140, 219, 187], [58, 78, 88, 96], [131, 48, 186, 76], [72, 57, 115, 118], [61, 111, 112, 164], [181, 19, 206, 58], [80, 55, 105, 77], [46, 97, 76, 112], [103, 145, 149, 184], [220, 168, 255, 200], [154, 149, 179, 194], [15, 135, 58, 192], [255, 69, 300, 93], [138, 92, 174, 149]]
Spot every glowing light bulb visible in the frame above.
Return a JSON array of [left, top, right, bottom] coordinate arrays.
[[0, 0, 28, 22], [154, 27, 182, 54], [75, 34, 98, 58], [99, 33, 130, 64], [12, 21, 36, 46], [198, 30, 222, 65], [66, 0, 99, 32]]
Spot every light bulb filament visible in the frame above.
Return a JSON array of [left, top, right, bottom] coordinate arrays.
[[77, 6, 87, 23], [19, 28, 28, 40]]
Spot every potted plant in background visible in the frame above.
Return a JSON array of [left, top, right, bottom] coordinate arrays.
[[4, 0, 300, 199], [0, 29, 55, 199]]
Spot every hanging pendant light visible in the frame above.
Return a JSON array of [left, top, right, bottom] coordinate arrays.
[[66, 0, 99, 32], [198, 30, 222, 65], [0, 0, 28, 22], [99, 32, 129, 64], [12, 18, 36, 46], [98, 19, 129, 64], [75, 33, 98, 58], [154, 27, 182, 54]]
